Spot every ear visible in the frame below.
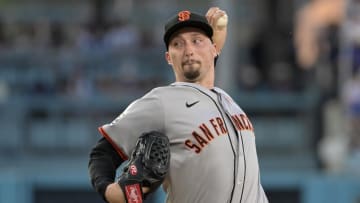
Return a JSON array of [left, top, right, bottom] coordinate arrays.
[[165, 52, 172, 65], [212, 43, 219, 57]]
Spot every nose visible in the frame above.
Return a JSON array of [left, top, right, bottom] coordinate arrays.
[[184, 43, 194, 57]]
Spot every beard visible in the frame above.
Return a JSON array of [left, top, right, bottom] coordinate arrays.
[[184, 68, 200, 80], [182, 60, 200, 81]]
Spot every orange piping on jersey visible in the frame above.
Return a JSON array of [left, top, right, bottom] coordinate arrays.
[[98, 127, 129, 160]]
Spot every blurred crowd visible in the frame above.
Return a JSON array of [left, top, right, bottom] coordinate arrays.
[[0, 14, 153, 52], [0, 12, 166, 101], [0, 1, 310, 102], [294, 0, 360, 173]]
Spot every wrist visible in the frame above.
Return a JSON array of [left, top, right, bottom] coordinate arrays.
[[105, 183, 125, 203]]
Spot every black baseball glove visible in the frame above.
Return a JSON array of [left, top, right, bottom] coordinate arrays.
[[118, 131, 170, 203]]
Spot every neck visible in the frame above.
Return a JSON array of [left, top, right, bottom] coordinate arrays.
[[198, 80, 214, 89], [174, 65, 216, 89], [176, 77, 215, 89]]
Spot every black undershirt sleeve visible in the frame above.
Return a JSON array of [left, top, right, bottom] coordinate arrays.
[[88, 137, 125, 202]]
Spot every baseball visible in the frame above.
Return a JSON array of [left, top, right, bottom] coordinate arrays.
[[216, 14, 228, 28]]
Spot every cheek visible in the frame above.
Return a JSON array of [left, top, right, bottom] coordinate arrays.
[[170, 52, 181, 63], [202, 51, 215, 63]]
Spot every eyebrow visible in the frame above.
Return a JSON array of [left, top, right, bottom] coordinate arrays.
[[172, 32, 206, 41]]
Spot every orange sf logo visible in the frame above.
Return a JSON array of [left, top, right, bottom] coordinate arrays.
[[178, 10, 191, 21]]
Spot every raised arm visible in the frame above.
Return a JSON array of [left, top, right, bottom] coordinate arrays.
[[206, 7, 228, 54]]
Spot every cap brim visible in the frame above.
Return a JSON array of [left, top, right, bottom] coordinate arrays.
[[164, 21, 213, 48]]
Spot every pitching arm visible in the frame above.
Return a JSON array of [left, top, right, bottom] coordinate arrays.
[[206, 7, 228, 55]]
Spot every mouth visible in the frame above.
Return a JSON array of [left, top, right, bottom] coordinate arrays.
[[182, 60, 198, 67]]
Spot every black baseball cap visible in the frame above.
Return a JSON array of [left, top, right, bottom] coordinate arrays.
[[163, 10, 213, 49]]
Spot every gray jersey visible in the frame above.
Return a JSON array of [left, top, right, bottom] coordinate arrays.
[[100, 82, 268, 203]]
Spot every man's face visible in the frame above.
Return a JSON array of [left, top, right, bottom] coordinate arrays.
[[165, 27, 217, 83]]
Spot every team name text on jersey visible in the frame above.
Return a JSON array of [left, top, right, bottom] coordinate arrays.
[[185, 113, 254, 153]]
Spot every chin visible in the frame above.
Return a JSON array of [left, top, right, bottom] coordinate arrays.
[[184, 72, 200, 81]]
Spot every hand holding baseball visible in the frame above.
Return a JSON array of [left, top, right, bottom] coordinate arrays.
[[206, 7, 228, 31], [206, 7, 228, 54], [216, 14, 228, 29]]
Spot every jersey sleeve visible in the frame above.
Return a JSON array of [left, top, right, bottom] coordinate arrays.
[[98, 89, 164, 160]]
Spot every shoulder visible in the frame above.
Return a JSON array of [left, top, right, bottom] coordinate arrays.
[[135, 86, 176, 106], [145, 83, 219, 99], [143, 86, 173, 98], [214, 87, 232, 97], [144, 85, 191, 97]]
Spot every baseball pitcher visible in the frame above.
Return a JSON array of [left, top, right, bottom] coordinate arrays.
[[88, 7, 268, 203]]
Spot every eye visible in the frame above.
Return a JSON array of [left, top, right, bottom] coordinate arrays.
[[171, 39, 183, 48], [193, 38, 203, 44]]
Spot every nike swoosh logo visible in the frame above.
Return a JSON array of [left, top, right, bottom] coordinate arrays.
[[186, 101, 200, 108]]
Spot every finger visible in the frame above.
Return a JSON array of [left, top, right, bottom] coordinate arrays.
[[206, 7, 220, 25], [207, 8, 227, 28], [210, 8, 223, 26], [213, 10, 226, 21], [206, 7, 219, 19], [142, 187, 150, 194]]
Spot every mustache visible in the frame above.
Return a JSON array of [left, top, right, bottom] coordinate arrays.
[[182, 59, 199, 66]]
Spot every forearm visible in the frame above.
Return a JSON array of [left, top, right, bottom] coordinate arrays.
[[89, 136, 156, 203], [212, 29, 227, 54], [88, 137, 125, 202]]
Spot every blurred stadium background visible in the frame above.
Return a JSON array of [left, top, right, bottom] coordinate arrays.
[[0, 0, 360, 202]]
